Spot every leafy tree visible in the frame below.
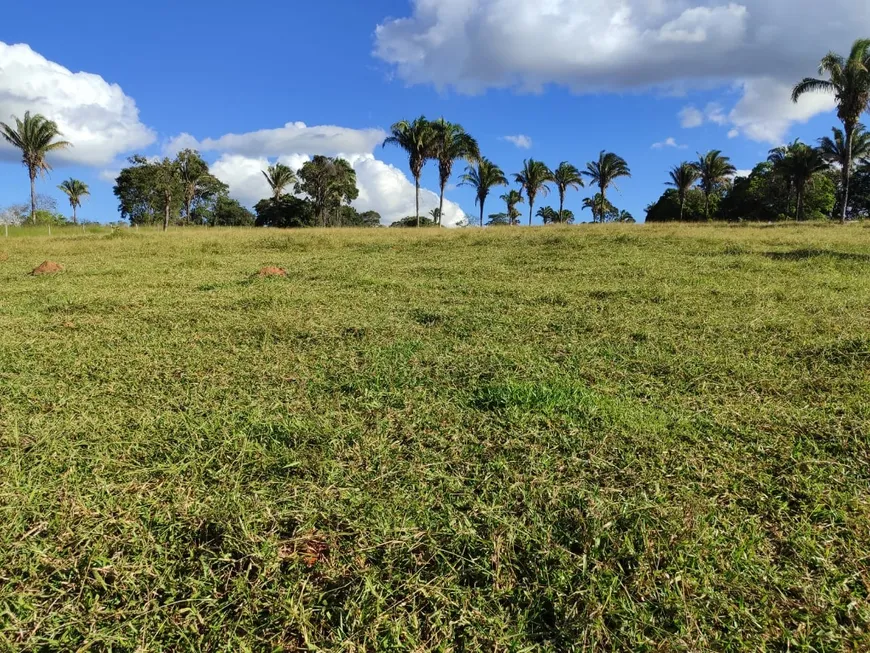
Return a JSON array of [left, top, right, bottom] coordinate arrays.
[[295, 156, 359, 226], [582, 151, 630, 223], [848, 161, 870, 219], [500, 189, 524, 226], [262, 163, 297, 201], [646, 188, 710, 222], [666, 162, 699, 221], [339, 208, 381, 227], [114, 156, 181, 227], [693, 150, 736, 220], [431, 119, 480, 225], [460, 157, 508, 227], [390, 215, 436, 228], [514, 159, 553, 226], [383, 117, 434, 227], [208, 196, 255, 226], [57, 178, 90, 225], [616, 210, 636, 223], [154, 158, 182, 231], [551, 162, 584, 223], [793, 39, 870, 222], [254, 196, 315, 228], [486, 212, 511, 226], [0, 111, 72, 223], [177, 150, 227, 224]]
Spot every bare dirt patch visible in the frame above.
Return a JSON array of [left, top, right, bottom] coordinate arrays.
[[256, 266, 287, 277], [31, 261, 63, 275]]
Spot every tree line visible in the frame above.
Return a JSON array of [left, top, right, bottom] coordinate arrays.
[[2, 39, 868, 227]]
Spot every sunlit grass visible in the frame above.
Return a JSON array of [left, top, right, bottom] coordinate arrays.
[[1, 223, 869, 650]]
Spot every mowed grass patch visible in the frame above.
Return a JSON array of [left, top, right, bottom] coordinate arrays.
[[1, 224, 869, 650]]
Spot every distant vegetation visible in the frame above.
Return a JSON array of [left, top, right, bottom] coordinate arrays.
[[1, 39, 869, 227]]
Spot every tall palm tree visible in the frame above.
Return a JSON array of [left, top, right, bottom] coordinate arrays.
[[768, 140, 801, 216], [460, 157, 508, 227], [692, 150, 736, 220], [666, 162, 699, 221], [57, 178, 90, 225], [818, 124, 870, 173], [383, 117, 435, 227], [431, 119, 480, 226], [513, 159, 553, 226], [0, 112, 72, 223], [551, 162, 585, 224], [582, 151, 631, 223], [501, 189, 524, 226], [262, 163, 297, 201], [793, 39, 870, 222], [787, 144, 830, 221]]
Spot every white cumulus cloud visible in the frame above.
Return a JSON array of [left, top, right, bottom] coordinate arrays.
[[502, 134, 533, 149], [0, 41, 155, 166], [173, 122, 386, 159], [651, 137, 686, 149], [374, 0, 870, 141]]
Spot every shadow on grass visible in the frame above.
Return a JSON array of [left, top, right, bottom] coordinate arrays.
[[763, 248, 870, 262]]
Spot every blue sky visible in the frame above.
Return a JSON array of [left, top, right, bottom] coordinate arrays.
[[1, 0, 867, 225]]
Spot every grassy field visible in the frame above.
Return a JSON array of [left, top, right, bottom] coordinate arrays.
[[1, 224, 869, 651]]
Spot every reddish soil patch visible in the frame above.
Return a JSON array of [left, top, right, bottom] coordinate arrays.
[[257, 266, 287, 277], [31, 261, 63, 275]]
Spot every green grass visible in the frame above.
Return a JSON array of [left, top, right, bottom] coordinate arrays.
[[1, 224, 869, 651]]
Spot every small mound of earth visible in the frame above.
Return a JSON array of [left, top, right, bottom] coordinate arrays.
[[257, 266, 287, 277], [32, 261, 63, 275]]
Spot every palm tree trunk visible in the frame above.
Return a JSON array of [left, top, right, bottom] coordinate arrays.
[[163, 196, 171, 232], [415, 177, 420, 228], [601, 187, 607, 223], [72, 204, 77, 225], [704, 191, 710, 221], [185, 199, 192, 226], [29, 170, 37, 224], [841, 124, 854, 223], [529, 200, 534, 227], [479, 201, 484, 228], [559, 194, 564, 224], [679, 195, 685, 221], [438, 182, 445, 227]]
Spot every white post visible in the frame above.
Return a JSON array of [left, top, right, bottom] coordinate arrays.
[[48, 224, 51, 237]]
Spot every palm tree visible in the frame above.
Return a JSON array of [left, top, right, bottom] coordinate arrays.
[[768, 140, 801, 216], [501, 189, 524, 226], [460, 157, 508, 227], [582, 151, 630, 223], [383, 117, 435, 227], [58, 178, 89, 225], [262, 163, 297, 201], [818, 125, 870, 219], [819, 124, 870, 166], [551, 162, 585, 224], [431, 119, 480, 226], [692, 150, 736, 220], [793, 39, 870, 222], [666, 162, 699, 221], [514, 159, 553, 226], [536, 206, 559, 224], [787, 144, 830, 221], [0, 112, 72, 223]]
